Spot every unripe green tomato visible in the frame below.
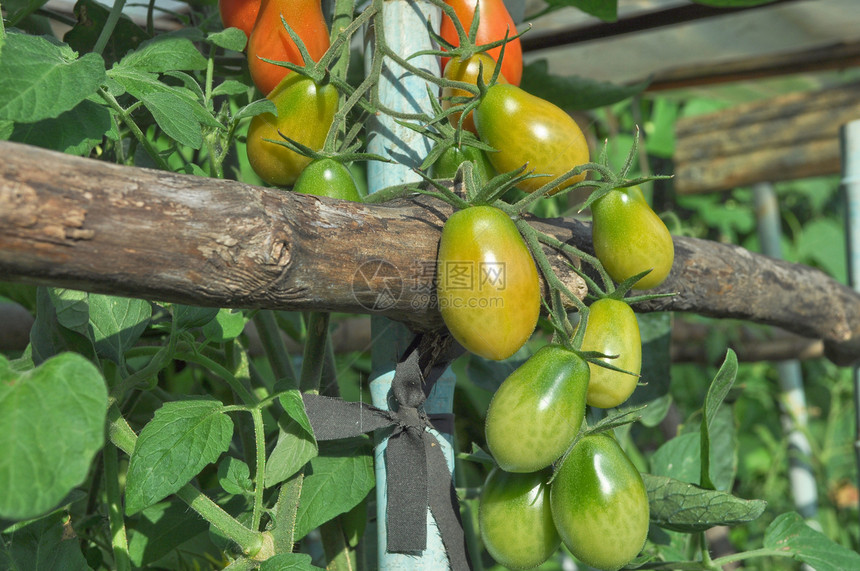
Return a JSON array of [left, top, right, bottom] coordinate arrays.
[[436, 206, 540, 361], [485, 345, 589, 472], [591, 186, 674, 290], [292, 158, 362, 201], [479, 467, 560, 570], [550, 433, 650, 571], [473, 84, 589, 194], [580, 298, 642, 408], [430, 144, 496, 187], [246, 74, 338, 187]]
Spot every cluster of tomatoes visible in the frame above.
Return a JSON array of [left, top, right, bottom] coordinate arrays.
[[219, 0, 362, 199]]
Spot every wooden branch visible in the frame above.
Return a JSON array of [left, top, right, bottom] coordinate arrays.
[[2, 141, 860, 365]]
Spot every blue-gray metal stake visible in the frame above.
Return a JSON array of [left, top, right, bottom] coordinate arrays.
[[363, 2, 458, 569], [839, 120, 860, 531], [753, 182, 818, 520]]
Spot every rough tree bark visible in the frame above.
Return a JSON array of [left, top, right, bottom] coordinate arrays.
[[2, 141, 859, 365]]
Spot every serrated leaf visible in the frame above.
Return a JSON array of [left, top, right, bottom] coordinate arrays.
[[118, 36, 207, 73], [213, 80, 252, 97], [125, 399, 233, 515], [232, 98, 277, 123], [0, 511, 90, 570], [126, 500, 209, 567], [293, 444, 374, 539], [141, 91, 204, 149], [88, 295, 152, 364], [47, 288, 90, 335], [208, 28, 248, 52], [0, 33, 105, 123], [644, 474, 766, 532], [218, 456, 253, 496], [764, 511, 860, 571], [10, 98, 110, 155], [701, 349, 737, 489], [0, 353, 107, 519], [259, 553, 324, 571], [30, 287, 96, 365], [521, 60, 649, 112], [279, 390, 316, 440]]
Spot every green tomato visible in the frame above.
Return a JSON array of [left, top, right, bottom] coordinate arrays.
[[436, 205, 540, 361], [550, 433, 649, 571], [479, 467, 560, 570], [580, 298, 642, 408], [591, 186, 674, 290], [246, 74, 338, 187], [485, 345, 589, 472], [473, 83, 589, 194], [292, 158, 362, 202], [430, 144, 496, 187]]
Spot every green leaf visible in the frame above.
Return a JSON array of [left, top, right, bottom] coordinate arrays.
[[651, 432, 700, 484], [125, 399, 233, 515], [543, 0, 617, 21], [126, 500, 209, 567], [218, 456, 253, 496], [141, 91, 204, 149], [293, 442, 375, 539], [172, 304, 220, 330], [29, 288, 96, 365], [630, 312, 672, 405], [700, 349, 738, 489], [118, 36, 207, 73], [0, 512, 90, 570], [279, 390, 316, 440], [764, 511, 860, 570], [520, 60, 649, 112], [88, 295, 152, 364], [0, 353, 107, 520], [232, 98, 277, 124], [213, 80, 252, 97], [202, 308, 248, 342], [259, 553, 324, 571], [265, 417, 318, 487], [47, 288, 90, 336], [644, 474, 766, 532], [9, 98, 110, 155], [64, 0, 151, 66], [0, 33, 105, 123], [208, 28, 248, 52]]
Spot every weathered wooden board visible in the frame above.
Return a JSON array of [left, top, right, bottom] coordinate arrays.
[[674, 82, 860, 194]]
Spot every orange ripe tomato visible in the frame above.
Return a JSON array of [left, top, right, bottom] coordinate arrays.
[[218, 0, 261, 39], [246, 0, 330, 95], [440, 0, 522, 86]]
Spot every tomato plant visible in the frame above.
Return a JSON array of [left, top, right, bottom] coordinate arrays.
[[429, 143, 496, 186], [550, 433, 650, 571], [440, 0, 522, 86], [474, 84, 590, 194], [218, 0, 261, 39], [484, 345, 589, 472], [441, 53, 506, 133], [479, 467, 560, 570], [591, 186, 675, 290], [247, 0, 330, 95], [246, 75, 338, 186], [436, 205, 540, 361], [580, 298, 642, 408], [292, 159, 362, 201]]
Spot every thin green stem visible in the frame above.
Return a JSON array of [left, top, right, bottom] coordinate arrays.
[[93, 0, 127, 55], [299, 312, 331, 393], [174, 350, 258, 405], [98, 88, 170, 171], [534, 228, 614, 293], [270, 470, 305, 554], [103, 442, 131, 571], [250, 408, 267, 532], [516, 219, 586, 312], [253, 311, 298, 388]]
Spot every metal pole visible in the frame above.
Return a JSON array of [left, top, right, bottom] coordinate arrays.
[[363, 2, 457, 569], [839, 120, 860, 532], [753, 182, 818, 520]]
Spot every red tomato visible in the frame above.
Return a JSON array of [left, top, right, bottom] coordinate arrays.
[[218, 0, 260, 39], [246, 0, 330, 95], [440, 0, 522, 86]]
